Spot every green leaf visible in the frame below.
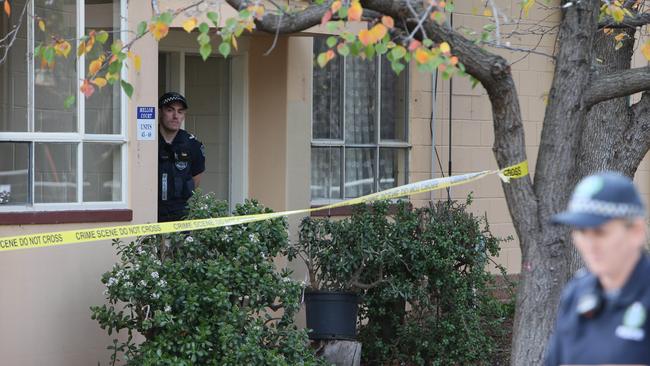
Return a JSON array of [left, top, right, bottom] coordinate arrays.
[[326, 36, 337, 48], [207, 11, 219, 26], [391, 61, 405, 74], [198, 22, 209, 34], [218, 42, 231, 58], [200, 43, 212, 60], [96, 30, 109, 44], [337, 44, 350, 57], [159, 12, 174, 25], [108, 60, 122, 74], [316, 52, 328, 68], [137, 21, 147, 37], [64, 95, 76, 109], [43, 46, 54, 63], [423, 38, 434, 47], [390, 46, 406, 60], [445, 2, 455, 12], [375, 42, 388, 55], [111, 41, 122, 55], [120, 80, 133, 98], [197, 32, 210, 45]]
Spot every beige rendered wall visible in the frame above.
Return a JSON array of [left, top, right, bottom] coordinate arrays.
[[0, 1, 158, 365]]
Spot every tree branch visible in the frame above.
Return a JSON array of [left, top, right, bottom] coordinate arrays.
[[583, 66, 650, 107], [599, 12, 650, 29]]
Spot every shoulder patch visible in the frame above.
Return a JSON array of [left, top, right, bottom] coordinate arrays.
[[189, 133, 196, 140]]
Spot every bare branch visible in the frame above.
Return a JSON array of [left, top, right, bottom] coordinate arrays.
[[0, 0, 30, 65], [584, 66, 650, 107]]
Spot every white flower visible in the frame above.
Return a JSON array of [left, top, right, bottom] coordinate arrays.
[[116, 270, 124, 277], [185, 236, 194, 243], [123, 274, 130, 280], [154, 260, 162, 266], [103, 289, 109, 295], [139, 280, 148, 287], [248, 233, 259, 243], [136, 247, 145, 255], [282, 277, 292, 283], [164, 305, 172, 312], [107, 277, 118, 287], [152, 293, 160, 300], [158, 279, 167, 288], [124, 281, 133, 288], [134, 264, 140, 271], [151, 271, 159, 279]]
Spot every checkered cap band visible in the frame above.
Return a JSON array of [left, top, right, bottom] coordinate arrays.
[[568, 198, 646, 218], [160, 95, 186, 107]]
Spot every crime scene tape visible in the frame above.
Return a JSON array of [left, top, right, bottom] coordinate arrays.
[[0, 161, 529, 253]]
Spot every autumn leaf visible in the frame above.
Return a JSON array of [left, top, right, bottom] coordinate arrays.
[[408, 39, 421, 52], [483, 8, 493, 17], [382, 16, 394, 29], [54, 40, 72, 58], [149, 21, 169, 41], [522, 0, 535, 17], [85, 34, 95, 53], [89, 57, 103, 76], [439, 41, 451, 55], [4, 0, 10, 17], [610, 5, 625, 23], [232, 36, 238, 51], [182, 17, 197, 33], [641, 41, 650, 61], [415, 48, 432, 64], [331, 0, 342, 13], [38, 19, 45, 32], [91, 77, 107, 88], [450, 56, 459, 65], [370, 24, 387, 41], [134, 54, 141, 71], [80, 79, 95, 98], [348, 1, 363, 22], [321, 10, 332, 25], [614, 33, 626, 42], [358, 29, 375, 46]]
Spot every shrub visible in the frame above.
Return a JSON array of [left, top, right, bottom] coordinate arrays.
[[91, 193, 322, 366], [297, 198, 514, 365]]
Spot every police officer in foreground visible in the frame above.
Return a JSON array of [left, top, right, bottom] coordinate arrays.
[[545, 171, 650, 365], [158, 92, 205, 222]]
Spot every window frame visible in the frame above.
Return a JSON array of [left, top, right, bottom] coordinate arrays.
[[0, 0, 129, 213], [310, 40, 411, 205]]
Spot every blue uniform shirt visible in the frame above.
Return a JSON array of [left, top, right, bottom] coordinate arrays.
[[545, 252, 650, 365], [158, 129, 205, 222]]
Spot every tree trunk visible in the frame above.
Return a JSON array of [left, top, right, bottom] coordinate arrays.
[[510, 1, 602, 364]]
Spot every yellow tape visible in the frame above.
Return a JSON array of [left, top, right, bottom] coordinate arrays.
[[0, 161, 528, 253]]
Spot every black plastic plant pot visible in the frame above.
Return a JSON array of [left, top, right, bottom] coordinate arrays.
[[304, 290, 359, 340]]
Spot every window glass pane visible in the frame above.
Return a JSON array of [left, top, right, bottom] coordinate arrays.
[[34, 0, 77, 132], [311, 147, 341, 200], [345, 57, 377, 144], [0, 142, 29, 205], [379, 148, 408, 191], [84, 0, 121, 134], [345, 147, 375, 198], [34, 142, 77, 203], [380, 58, 408, 142], [83, 143, 121, 202], [312, 37, 342, 140], [0, 0, 28, 132]]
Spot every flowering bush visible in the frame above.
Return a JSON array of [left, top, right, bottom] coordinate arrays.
[[91, 193, 322, 365]]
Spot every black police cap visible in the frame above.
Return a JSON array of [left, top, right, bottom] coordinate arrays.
[[159, 92, 188, 109]]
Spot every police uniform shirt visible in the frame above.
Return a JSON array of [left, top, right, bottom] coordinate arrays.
[[545, 253, 650, 365], [158, 129, 205, 222]]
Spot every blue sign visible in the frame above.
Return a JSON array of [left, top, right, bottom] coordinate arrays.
[[137, 106, 155, 119]]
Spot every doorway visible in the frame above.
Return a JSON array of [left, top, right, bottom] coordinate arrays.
[[159, 50, 244, 206]]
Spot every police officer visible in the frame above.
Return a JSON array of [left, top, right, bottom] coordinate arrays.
[[158, 92, 205, 222], [545, 171, 650, 365]]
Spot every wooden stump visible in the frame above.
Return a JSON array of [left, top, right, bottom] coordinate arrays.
[[314, 340, 362, 366]]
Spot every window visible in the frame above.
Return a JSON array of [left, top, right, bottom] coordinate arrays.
[[0, 0, 127, 210], [311, 37, 409, 202]]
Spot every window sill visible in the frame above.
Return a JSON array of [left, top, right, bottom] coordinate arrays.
[[0, 209, 133, 225]]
